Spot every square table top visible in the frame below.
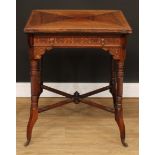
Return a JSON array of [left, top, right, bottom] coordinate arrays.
[[24, 10, 132, 34]]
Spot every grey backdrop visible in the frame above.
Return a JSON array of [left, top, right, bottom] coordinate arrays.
[[16, 0, 139, 82]]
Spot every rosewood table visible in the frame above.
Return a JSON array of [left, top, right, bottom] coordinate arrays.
[[24, 10, 132, 147]]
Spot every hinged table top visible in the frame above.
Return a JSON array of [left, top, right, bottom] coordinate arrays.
[[24, 10, 132, 34]]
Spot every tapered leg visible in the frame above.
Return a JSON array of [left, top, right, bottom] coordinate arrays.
[[25, 96, 39, 146], [25, 59, 42, 146], [115, 60, 128, 147]]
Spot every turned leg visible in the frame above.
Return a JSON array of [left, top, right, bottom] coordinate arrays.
[[109, 56, 116, 107], [40, 56, 43, 94], [115, 60, 128, 147], [25, 58, 42, 146]]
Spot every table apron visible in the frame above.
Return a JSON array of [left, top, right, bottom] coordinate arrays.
[[33, 35, 124, 48], [28, 35, 126, 61]]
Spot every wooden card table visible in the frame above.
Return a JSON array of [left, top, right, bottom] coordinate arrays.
[[24, 10, 132, 146]]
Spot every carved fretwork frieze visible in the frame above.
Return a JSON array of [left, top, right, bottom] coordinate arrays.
[[102, 47, 126, 61], [33, 35, 122, 47], [31, 36, 126, 60], [31, 47, 53, 59]]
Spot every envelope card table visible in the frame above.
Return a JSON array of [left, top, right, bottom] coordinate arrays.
[[24, 10, 132, 146]]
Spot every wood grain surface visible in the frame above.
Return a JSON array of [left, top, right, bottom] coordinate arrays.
[[17, 97, 138, 155], [24, 10, 132, 33]]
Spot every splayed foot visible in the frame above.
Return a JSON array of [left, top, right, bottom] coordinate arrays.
[[24, 139, 30, 147], [121, 139, 128, 147]]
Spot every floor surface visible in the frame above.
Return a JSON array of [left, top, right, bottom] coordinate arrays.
[[17, 98, 139, 155]]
